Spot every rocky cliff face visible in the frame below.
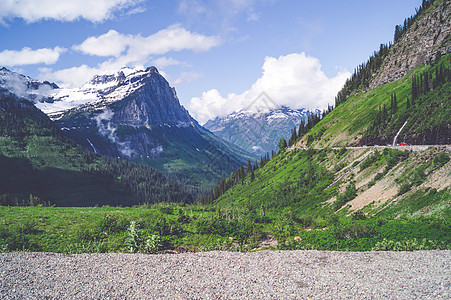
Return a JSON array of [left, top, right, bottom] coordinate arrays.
[[55, 67, 198, 157], [369, 0, 450, 89], [51, 67, 250, 187], [110, 68, 192, 128]]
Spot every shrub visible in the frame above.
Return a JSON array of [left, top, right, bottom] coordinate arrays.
[[159, 206, 173, 215], [99, 214, 128, 234], [333, 162, 346, 172], [337, 147, 347, 157], [335, 224, 375, 240], [372, 238, 450, 251], [397, 182, 412, 196], [351, 211, 367, 220], [433, 153, 450, 168], [411, 165, 427, 186], [359, 150, 381, 171], [327, 214, 340, 226], [334, 182, 357, 211], [74, 227, 99, 242]]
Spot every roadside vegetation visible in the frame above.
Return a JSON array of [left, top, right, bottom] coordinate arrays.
[[0, 204, 449, 254]]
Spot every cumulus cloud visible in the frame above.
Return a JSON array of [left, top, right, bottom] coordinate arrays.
[[189, 52, 351, 124], [0, 0, 145, 24], [73, 25, 221, 59], [0, 47, 66, 66], [40, 25, 219, 88], [73, 30, 130, 57]]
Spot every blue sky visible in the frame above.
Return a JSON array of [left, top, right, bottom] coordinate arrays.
[[0, 0, 421, 123]]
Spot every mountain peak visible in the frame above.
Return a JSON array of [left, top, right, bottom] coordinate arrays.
[[145, 66, 159, 74]]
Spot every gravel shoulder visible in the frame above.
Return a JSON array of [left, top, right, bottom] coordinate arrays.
[[1, 250, 450, 299]]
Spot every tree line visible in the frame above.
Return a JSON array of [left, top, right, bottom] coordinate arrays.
[[197, 152, 273, 204]]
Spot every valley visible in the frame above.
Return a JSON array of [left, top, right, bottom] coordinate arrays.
[[0, 0, 450, 256]]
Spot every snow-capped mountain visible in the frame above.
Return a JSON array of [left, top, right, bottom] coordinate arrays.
[[204, 106, 318, 156], [0, 66, 250, 187], [0, 67, 58, 103], [35, 67, 165, 119]]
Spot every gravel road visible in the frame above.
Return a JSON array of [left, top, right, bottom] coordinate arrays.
[[1, 250, 449, 299]]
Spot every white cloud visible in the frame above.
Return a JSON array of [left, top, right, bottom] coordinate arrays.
[[246, 12, 259, 21], [0, 47, 66, 66], [178, 0, 207, 16], [153, 57, 181, 68], [189, 52, 351, 124], [73, 25, 221, 59], [0, 0, 145, 24], [73, 30, 131, 57], [40, 25, 220, 88]]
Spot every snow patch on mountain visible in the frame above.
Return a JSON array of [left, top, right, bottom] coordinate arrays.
[[0, 67, 56, 103]]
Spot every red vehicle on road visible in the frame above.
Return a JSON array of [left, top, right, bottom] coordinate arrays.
[[400, 142, 407, 146]]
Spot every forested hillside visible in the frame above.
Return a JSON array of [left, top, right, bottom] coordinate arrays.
[[0, 95, 198, 206]]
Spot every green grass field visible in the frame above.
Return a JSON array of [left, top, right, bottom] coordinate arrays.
[[1, 204, 449, 253]]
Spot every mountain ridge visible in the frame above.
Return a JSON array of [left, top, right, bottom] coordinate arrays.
[[204, 106, 318, 157]]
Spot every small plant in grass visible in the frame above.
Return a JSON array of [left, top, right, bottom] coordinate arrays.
[[198, 238, 234, 252], [125, 221, 141, 253], [143, 234, 162, 254], [65, 241, 108, 254], [279, 237, 318, 250]]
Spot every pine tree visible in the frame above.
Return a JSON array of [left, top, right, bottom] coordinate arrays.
[[412, 76, 417, 100], [246, 160, 252, 175], [393, 93, 397, 113], [278, 137, 288, 152]]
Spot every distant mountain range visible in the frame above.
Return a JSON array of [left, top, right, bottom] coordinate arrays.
[[0, 67, 251, 188], [204, 106, 318, 157]]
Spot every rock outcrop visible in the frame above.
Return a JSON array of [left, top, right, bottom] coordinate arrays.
[[369, 0, 450, 89]]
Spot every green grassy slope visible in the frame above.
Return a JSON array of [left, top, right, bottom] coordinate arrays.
[[214, 146, 450, 218]]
